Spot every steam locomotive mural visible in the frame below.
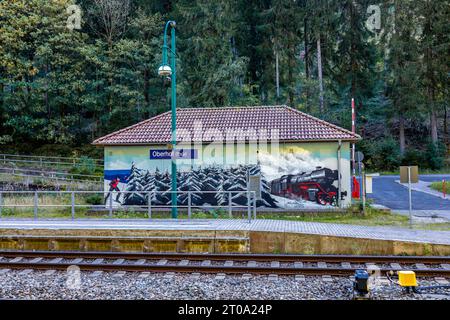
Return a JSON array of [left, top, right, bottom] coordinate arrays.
[[270, 167, 347, 206]]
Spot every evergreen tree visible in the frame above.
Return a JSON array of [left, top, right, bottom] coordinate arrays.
[[123, 163, 145, 205], [142, 170, 157, 203], [382, 0, 422, 155], [153, 168, 171, 204], [174, 0, 248, 107]]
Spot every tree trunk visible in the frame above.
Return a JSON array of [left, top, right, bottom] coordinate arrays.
[[44, 63, 49, 117], [317, 37, 324, 113], [143, 68, 149, 116], [445, 105, 449, 156], [275, 49, 280, 101], [399, 116, 405, 155], [288, 44, 294, 107], [430, 107, 438, 144], [304, 17, 310, 112], [304, 18, 309, 79]]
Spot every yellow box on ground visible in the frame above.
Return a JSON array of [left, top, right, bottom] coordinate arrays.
[[398, 271, 417, 287]]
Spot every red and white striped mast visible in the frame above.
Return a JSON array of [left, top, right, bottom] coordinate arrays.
[[352, 98, 356, 176]]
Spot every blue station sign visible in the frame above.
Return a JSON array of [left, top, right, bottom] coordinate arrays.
[[150, 149, 198, 160]]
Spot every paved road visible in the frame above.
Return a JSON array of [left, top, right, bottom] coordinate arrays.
[[368, 175, 450, 212]]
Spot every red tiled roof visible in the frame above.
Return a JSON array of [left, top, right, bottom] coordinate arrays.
[[92, 106, 361, 145]]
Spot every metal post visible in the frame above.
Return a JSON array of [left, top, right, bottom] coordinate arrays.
[[160, 21, 178, 219], [34, 191, 38, 220], [228, 191, 232, 218], [188, 191, 192, 220], [109, 192, 113, 218], [247, 191, 251, 223], [253, 192, 256, 220], [358, 159, 364, 214], [337, 140, 342, 208], [0, 192, 2, 218], [443, 179, 446, 199], [170, 23, 177, 219], [408, 166, 412, 228], [362, 164, 366, 215], [351, 98, 356, 176], [71, 191, 75, 220], [148, 192, 152, 219]]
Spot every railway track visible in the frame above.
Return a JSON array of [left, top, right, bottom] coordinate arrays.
[[0, 251, 449, 277]]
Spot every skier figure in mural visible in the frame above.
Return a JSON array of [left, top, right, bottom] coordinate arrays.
[[105, 177, 121, 204]]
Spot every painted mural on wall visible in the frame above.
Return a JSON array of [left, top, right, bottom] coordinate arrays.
[[103, 143, 350, 209], [109, 163, 278, 208]]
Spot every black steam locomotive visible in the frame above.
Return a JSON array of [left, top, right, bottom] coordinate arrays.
[[270, 167, 345, 205]]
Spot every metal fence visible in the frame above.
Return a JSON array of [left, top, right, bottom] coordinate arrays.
[[0, 153, 103, 168], [0, 167, 103, 184], [0, 190, 257, 222]]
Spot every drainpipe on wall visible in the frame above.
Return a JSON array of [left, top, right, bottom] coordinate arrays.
[[337, 140, 342, 209]]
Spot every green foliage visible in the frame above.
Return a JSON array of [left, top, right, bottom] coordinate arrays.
[[424, 142, 447, 170], [0, 0, 448, 169], [85, 194, 104, 205], [429, 181, 447, 193], [192, 208, 229, 219], [369, 137, 401, 171], [360, 138, 447, 172]]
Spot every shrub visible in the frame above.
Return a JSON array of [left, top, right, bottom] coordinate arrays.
[[70, 156, 97, 176], [370, 137, 401, 171], [85, 194, 103, 205], [425, 141, 446, 170], [401, 148, 426, 166]]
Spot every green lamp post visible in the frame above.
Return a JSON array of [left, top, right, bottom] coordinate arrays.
[[158, 20, 178, 219]]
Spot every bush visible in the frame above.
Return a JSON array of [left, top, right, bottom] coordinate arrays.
[[370, 137, 401, 171], [85, 194, 103, 205], [362, 136, 447, 172], [401, 148, 426, 166], [425, 141, 446, 170], [69, 156, 97, 176]]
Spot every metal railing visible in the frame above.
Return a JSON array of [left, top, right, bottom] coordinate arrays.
[[0, 153, 103, 168], [0, 190, 257, 222], [0, 167, 103, 183]]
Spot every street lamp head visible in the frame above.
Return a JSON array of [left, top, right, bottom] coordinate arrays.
[[158, 64, 172, 77]]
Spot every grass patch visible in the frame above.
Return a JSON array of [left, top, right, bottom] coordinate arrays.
[[258, 207, 408, 226], [429, 181, 447, 193], [0, 172, 101, 190], [258, 206, 450, 231], [1, 194, 449, 231], [368, 167, 450, 175]]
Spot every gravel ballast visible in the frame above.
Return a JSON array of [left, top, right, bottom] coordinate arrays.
[[0, 270, 448, 300]]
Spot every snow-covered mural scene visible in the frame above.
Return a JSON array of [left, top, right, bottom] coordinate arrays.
[[103, 142, 351, 209], [108, 163, 277, 208]]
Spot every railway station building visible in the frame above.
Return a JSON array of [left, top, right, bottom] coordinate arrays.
[[93, 106, 360, 209]]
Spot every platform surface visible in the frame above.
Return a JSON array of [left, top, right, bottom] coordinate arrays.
[[0, 219, 449, 245]]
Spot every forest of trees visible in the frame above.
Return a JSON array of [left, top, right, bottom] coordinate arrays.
[[0, 0, 448, 171]]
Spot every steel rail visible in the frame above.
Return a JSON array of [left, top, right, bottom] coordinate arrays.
[[1, 251, 449, 264], [0, 261, 448, 277]]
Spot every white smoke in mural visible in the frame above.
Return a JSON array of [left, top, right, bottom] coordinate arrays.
[[107, 159, 151, 171], [258, 148, 325, 181]]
